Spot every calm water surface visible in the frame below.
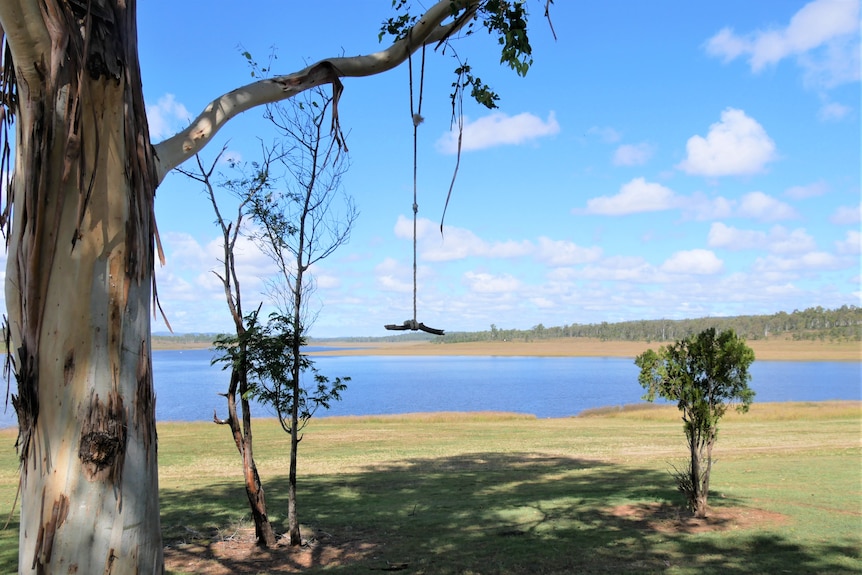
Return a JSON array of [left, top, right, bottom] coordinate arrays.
[[0, 349, 859, 427]]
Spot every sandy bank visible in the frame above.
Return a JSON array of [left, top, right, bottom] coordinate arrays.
[[306, 337, 861, 362]]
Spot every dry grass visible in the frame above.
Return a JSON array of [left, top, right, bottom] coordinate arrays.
[[1, 402, 860, 575], [578, 400, 862, 422]]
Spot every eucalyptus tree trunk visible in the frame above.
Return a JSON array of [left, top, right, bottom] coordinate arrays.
[[1, 1, 163, 573], [0, 0, 519, 570]]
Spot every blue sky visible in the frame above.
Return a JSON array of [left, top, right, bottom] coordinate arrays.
[[135, 0, 860, 337]]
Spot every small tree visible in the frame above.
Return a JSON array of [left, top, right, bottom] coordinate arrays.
[[635, 328, 755, 517], [213, 309, 348, 545], [180, 148, 280, 547], [246, 86, 355, 546], [1, 2, 547, 569]]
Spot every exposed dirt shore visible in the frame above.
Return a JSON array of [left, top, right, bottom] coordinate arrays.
[[151, 336, 860, 361], [304, 337, 861, 361]]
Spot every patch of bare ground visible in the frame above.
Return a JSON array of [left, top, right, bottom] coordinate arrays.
[[164, 528, 376, 575], [608, 502, 789, 535], [163, 506, 791, 574]]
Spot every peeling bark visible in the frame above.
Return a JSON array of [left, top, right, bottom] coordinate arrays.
[[79, 392, 127, 483], [1, 1, 163, 573], [31, 492, 69, 571], [0, 0, 510, 571], [222, 367, 277, 548]]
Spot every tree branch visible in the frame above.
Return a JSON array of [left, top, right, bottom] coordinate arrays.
[[152, 0, 478, 182]]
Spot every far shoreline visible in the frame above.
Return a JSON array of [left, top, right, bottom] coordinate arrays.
[[152, 336, 861, 362]]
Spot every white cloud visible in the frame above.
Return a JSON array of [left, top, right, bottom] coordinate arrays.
[[677, 108, 777, 176], [799, 33, 861, 88], [436, 111, 560, 154], [529, 297, 556, 309], [830, 203, 862, 224], [576, 256, 657, 283], [681, 193, 735, 220], [737, 191, 798, 221], [708, 223, 816, 254], [767, 227, 818, 254], [784, 181, 828, 199], [394, 215, 435, 241], [706, 28, 750, 62], [150, 230, 285, 332], [377, 275, 413, 293], [395, 215, 534, 262], [818, 101, 852, 121], [463, 271, 522, 294], [375, 258, 413, 293], [705, 0, 861, 88], [660, 249, 724, 275], [314, 274, 341, 289], [146, 94, 191, 140], [707, 222, 766, 250], [836, 230, 861, 254], [612, 142, 656, 166], [583, 178, 676, 215], [753, 251, 840, 273], [205, 233, 279, 281], [535, 237, 603, 266], [581, 186, 801, 223]]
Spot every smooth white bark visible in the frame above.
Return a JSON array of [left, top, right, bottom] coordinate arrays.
[[0, 0, 51, 86], [2, 2, 163, 573], [6, 80, 163, 574], [0, 1, 483, 572]]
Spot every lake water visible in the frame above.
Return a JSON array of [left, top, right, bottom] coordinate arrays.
[[0, 349, 859, 428]]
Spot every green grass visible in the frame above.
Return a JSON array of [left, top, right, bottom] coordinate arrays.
[[1, 401, 860, 573]]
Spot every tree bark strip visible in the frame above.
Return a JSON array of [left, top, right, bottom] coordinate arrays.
[[2, 1, 163, 573]]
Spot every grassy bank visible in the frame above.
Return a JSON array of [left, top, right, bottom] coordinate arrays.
[[0, 401, 859, 573]]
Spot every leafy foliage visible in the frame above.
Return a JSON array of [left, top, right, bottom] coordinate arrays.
[[379, 0, 417, 42], [482, 0, 533, 76], [213, 309, 348, 434], [379, 0, 543, 110], [636, 328, 755, 418], [635, 328, 755, 515]]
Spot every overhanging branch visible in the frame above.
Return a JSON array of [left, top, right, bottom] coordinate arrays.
[[152, 0, 478, 183]]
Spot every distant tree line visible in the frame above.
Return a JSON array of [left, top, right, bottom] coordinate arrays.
[[151, 333, 218, 346], [435, 305, 862, 344], [151, 305, 861, 347]]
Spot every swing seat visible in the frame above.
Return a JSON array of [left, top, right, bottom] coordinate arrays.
[[384, 319, 445, 336]]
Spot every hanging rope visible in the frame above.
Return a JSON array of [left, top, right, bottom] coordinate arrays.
[[385, 46, 444, 336]]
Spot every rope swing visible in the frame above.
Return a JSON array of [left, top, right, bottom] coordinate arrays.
[[385, 46, 445, 336]]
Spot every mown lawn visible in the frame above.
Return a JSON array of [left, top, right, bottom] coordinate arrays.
[[0, 401, 860, 573]]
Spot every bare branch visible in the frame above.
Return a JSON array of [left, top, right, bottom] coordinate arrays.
[[213, 410, 231, 425], [152, 0, 478, 181]]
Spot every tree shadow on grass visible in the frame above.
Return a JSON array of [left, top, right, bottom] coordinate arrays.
[[0, 519, 17, 574], [159, 452, 861, 574]]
